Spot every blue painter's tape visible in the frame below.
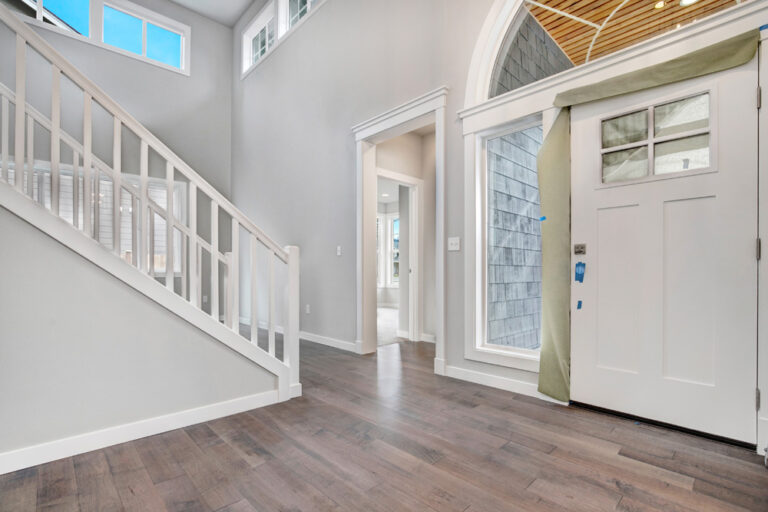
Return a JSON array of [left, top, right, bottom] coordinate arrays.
[[761, 24, 768, 31], [539, 216, 546, 221], [577, 300, 582, 310], [575, 262, 586, 283]]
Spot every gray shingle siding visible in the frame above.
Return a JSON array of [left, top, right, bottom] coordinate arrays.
[[487, 126, 543, 350], [489, 12, 573, 98]]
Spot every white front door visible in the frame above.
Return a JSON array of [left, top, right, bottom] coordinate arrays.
[[571, 57, 758, 443]]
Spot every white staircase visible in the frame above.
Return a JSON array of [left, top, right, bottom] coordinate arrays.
[[0, 2, 300, 468]]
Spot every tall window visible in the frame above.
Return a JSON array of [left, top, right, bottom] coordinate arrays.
[[251, 19, 275, 65], [486, 123, 544, 351], [377, 212, 400, 289]]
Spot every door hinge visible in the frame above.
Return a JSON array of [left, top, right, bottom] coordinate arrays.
[[758, 388, 762, 412], [757, 238, 762, 261], [759, 86, 763, 110]]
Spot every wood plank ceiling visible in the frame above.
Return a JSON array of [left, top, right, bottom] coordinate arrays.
[[526, 0, 742, 65]]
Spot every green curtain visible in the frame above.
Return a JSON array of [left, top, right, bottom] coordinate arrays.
[[536, 30, 759, 402], [536, 109, 571, 402]]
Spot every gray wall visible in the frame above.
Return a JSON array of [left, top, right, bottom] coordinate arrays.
[[0, 207, 275, 453], [487, 126, 543, 349], [0, 0, 234, 196], [231, 0, 543, 388], [489, 11, 572, 98]]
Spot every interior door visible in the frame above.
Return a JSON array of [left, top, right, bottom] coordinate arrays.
[[570, 57, 758, 443]]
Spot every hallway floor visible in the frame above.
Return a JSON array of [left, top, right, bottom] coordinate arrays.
[[377, 305, 403, 346], [2, 341, 767, 511]]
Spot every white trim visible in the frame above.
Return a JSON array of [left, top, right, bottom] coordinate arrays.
[[444, 364, 566, 405], [240, 0, 328, 80], [0, 183, 291, 388], [524, 0, 600, 29], [353, 88, 447, 366], [0, 389, 279, 475], [434, 357, 446, 375], [420, 333, 436, 343], [17, 1, 191, 76], [396, 329, 409, 339], [300, 330, 358, 353]]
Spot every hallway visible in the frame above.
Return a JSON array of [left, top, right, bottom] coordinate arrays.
[[2, 340, 766, 511]]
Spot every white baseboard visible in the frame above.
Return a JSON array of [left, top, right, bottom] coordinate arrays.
[[300, 330, 357, 352], [290, 382, 303, 398], [420, 333, 436, 343], [0, 389, 280, 476], [378, 303, 398, 308], [396, 329, 409, 339], [434, 357, 446, 375], [443, 364, 567, 405]]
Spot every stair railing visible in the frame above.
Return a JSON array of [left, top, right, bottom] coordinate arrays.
[[0, 4, 300, 398]]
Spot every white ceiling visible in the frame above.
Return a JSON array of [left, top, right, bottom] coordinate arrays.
[[169, 0, 253, 26], [378, 177, 400, 205]]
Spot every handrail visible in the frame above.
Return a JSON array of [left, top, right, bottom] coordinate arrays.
[[0, 3, 300, 400], [0, 5, 287, 262]]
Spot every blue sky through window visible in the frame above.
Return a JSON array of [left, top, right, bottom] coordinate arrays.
[[146, 23, 181, 69], [103, 5, 142, 56], [44, 0, 90, 36]]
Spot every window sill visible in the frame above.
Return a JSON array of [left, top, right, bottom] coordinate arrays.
[[240, 0, 328, 80], [19, 14, 190, 76], [465, 342, 541, 373]]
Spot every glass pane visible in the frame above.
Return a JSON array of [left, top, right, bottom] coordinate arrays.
[[44, 0, 90, 36], [654, 93, 709, 138], [147, 23, 182, 69], [602, 146, 648, 183], [602, 110, 647, 148], [103, 5, 143, 56], [486, 125, 543, 350], [289, 0, 309, 27], [654, 134, 710, 175]]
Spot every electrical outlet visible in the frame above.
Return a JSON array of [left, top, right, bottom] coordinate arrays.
[[448, 237, 461, 252], [306, 304, 311, 314], [337, 245, 342, 256]]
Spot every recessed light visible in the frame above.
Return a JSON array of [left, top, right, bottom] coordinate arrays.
[[381, 193, 390, 198], [680, 0, 700, 6], [654, 1, 665, 8]]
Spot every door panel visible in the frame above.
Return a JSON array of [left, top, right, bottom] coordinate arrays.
[[571, 58, 758, 443]]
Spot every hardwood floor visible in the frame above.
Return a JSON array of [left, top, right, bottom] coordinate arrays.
[[2, 340, 767, 511]]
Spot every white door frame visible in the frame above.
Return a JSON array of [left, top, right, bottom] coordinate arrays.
[[378, 169, 423, 343], [757, 28, 768, 457], [352, 87, 447, 364]]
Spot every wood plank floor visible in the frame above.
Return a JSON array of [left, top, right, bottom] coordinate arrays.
[[2, 340, 767, 511]]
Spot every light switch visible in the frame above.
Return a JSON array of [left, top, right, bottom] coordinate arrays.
[[448, 237, 461, 252], [336, 245, 342, 256]]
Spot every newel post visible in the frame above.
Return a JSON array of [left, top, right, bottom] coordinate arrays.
[[285, 245, 301, 398]]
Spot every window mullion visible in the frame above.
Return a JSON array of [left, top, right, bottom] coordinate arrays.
[[648, 106, 655, 177], [92, 0, 104, 42], [142, 20, 147, 57]]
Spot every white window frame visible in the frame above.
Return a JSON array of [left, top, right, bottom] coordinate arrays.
[[241, 0, 327, 79], [597, 87, 718, 188], [20, 0, 191, 76], [465, 113, 544, 373]]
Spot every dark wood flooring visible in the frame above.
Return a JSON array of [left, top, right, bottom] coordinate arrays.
[[2, 340, 767, 511]]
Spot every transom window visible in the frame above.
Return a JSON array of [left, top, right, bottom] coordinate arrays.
[[241, 0, 323, 75], [601, 93, 711, 184], [19, 0, 190, 73]]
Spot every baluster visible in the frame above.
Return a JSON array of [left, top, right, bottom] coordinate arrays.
[[285, 246, 300, 389], [230, 220, 240, 330], [26, 113, 33, 197], [268, 252, 275, 357], [250, 233, 259, 344], [131, 192, 138, 266], [149, 210, 155, 276], [1, 96, 8, 182], [139, 140, 148, 271], [112, 117, 121, 255], [72, 150, 79, 228], [82, 94, 93, 237], [14, 35, 25, 193], [165, 161, 174, 291], [211, 202, 219, 321], [181, 233, 188, 299], [189, 182, 198, 307], [50, 66, 60, 216]]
